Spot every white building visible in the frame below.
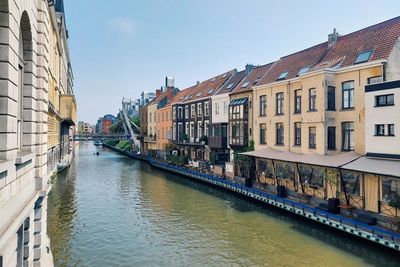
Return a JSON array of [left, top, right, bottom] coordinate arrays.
[[365, 80, 400, 158]]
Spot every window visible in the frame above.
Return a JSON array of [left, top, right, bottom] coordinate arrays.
[[172, 124, 176, 140], [178, 107, 183, 119], [227, 83, 234, 90], [342, 81, 354, 109], [294, 89, 301, 114], [309, 127, 316, 148], [260, 123, 266, 144], [297, 66, 310, 76], [191, 104, 195, 118], [208, 89, 214, 94], [259, 95, 267, 116], [204, 101, 209, 116], [178, 123, 183, 141], [185, 105, 189, 119], [309, 88, 317, 111], [354, 50, 372, 64], [375, 94, 394, 107], [367, 76, 383, 85], [327, 126, 336, 150], [241, 81, 250, 88], [276, 123, 284, 145], [172, 107, 176, 120], [224, 101, 228, 114], [294, 122, 301, 146], [277, 71, 288, 80], [204, 121, 209, 137], [389, 124, 395, 136], [185, 122, 189, 136], [190, 122, 194, 138], [342, 122, 354, 151], [327, 86, 335, 111], [276, 92, 284, 115], [341, 170, 360, 196], [197, 121, 203, 140], [375, 124, 385, 136], [197, 103, 202, 117], [382, 176, 400, 203], [215, 103, 220, 115]]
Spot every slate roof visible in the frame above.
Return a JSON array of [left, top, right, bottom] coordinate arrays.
[[233, 62, 275, 94], [215, 70, 247, 95]]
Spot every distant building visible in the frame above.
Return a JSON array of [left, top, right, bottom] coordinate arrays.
[[95, 114, 116, 134], [140, 91, 156, 106], [78, 121, 93, 135]]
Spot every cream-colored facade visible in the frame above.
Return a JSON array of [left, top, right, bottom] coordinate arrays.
[[0, 1, 76, 266], [253, 62, 383, 155], [145, 102, 158, 151]]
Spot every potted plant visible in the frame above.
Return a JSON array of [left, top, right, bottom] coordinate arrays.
[[326, 168, 340, 214]]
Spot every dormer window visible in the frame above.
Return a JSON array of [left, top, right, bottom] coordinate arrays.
[[208, 89, 214, 94], [222, 73, 228, 78], [277, 71, 288, 80], [211, 77, 216, 82], [297, 67, 310, 76], [241, 81, 250, 88], [354, 50, 372, 64], [227, 83, 234, 89], [196, 92, 202, 97], [253, 77, 261, 85]]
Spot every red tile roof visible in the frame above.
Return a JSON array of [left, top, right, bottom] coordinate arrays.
[[259, 16, 400, 85], [233, 62, 275, 94], [314, 16, 400, 69]]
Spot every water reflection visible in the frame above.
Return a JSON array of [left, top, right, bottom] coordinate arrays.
[[47, 143, 400, 267]]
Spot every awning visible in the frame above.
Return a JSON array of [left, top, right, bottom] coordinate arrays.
[[241, 147, 361, 168], [341, 156, 400, 178], [229, 98, 248, 106]]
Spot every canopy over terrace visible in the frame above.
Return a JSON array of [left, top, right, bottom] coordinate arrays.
[[241, 147, 361, 168], [341, 156, 400, 178]]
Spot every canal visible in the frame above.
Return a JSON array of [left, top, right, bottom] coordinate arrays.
[[47, 142, 400, 266]]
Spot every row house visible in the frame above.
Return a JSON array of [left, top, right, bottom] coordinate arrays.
[[143, 85, 179, 157], [171, 70, 236, 160], [209, 69, 247, 163], [242, 17, 400, 221], [225, 63, 275, 178]]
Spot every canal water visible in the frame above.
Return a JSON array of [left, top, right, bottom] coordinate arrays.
[[47, 142, 400, 267]]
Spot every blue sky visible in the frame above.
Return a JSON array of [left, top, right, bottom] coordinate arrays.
[[64, 0, 400, 123]]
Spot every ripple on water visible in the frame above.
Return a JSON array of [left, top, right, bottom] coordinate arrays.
[[47, 143, 400, 267]]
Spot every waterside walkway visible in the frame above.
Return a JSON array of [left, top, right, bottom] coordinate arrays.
[[103, 144, 400, 252]]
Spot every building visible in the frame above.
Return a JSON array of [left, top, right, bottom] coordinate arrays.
[[242, 17, 400, 223], [101, 114, 117, 134], [209, 69, 247, 164], [0, 0, 75, 266], [171, 70, 236, 161], [78, 121, 93, 135], [140, 91, 156, 106], [47, 0, 77, 174]]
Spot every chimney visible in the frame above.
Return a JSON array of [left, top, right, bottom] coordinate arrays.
[[196, 81, 200, 85], [156, 89, 161, 97], [165, 76, 174, 88], [245, 64, 254, 75], [328, 28, 339, 48]]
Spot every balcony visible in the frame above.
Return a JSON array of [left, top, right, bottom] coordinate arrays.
[[60, 95, 77, 125], [209, 124, 228, 149]]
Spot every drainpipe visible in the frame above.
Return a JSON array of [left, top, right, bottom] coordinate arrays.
[[382, 62, 386, 82]]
